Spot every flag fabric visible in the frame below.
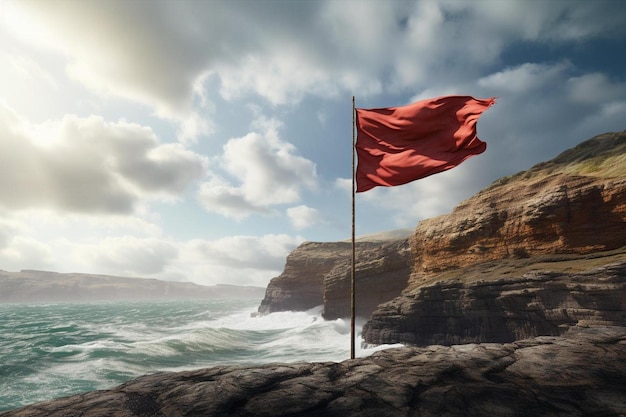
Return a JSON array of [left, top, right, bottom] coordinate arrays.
[[355, 95, 495, 192]]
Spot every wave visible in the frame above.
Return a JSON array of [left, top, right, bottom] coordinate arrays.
[[0, 300, 402, 411]]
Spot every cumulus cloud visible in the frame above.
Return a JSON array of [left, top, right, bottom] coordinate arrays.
[[74, 236, 178, 276], [198, 117, 318, 219], [0, 103, 207, 213], [6, 0, 216, 140], [0, 236, 54, 271], [567, 73, 626, 104], [356, 165, 481, 230], [0, 207, 302, 286], [8, 0, 625, 118], [477, 62, 571, 93], [287, 205, 322, 230], [196, 178, 273, 220], [187, 234, 302, 271], [334, 178, 352, 194]]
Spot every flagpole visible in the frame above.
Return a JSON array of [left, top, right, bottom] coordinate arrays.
[[351, 95, 356, 360]]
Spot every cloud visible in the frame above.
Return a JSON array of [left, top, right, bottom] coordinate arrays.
[[0, 236, 54, 271], [196, 178, 273, 220], [477, 62, 570, 93], [6, 0, 217, 140], [287, 205, 322, 230], [0, 205, 303, 286], [7, 0, 625, 118], [198, 117, 318, 219], [0, 103, 207, 213], [334, 178, 352, 194], [356, 164, 481, 230], [187, 234, 302, 271], [2, 0, 625, 289], [454, 0, 626, 42], [567, 73, 626, 104], [172, 233, 304, 286], [75, 236, 178, 276]]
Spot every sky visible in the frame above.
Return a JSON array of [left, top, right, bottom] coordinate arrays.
[[0, 0, 625, 288]]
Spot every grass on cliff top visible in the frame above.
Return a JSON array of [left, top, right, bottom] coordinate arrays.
[[417, 247, 626, 287], [487, 131, 626, 190]]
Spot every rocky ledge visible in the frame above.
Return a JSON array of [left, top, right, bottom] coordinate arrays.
[[3, 326, 625, 416], [363, 257, 626, 345]]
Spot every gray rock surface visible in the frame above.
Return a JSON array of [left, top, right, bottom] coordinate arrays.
[[363, 260, 626, 346], [2, 326, 625, 416]]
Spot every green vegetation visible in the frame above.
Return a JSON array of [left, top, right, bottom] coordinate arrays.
[[485, 131, 626, 192]]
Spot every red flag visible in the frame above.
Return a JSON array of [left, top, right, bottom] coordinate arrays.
[[355, 95, 495, 192]]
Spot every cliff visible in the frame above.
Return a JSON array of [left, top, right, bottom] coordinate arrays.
[[0, 270, 265, 303], [363, 130, 626, 345], [258, 229, 412, 319], [258, 131, 626, 347], [3, 326, 624, 416], [406, 131, 626, 286], [363, 257, 626, 345]]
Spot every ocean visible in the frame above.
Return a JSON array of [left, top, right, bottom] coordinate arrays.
[[0, 299, 398, 412]]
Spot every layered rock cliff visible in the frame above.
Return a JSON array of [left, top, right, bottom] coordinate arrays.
[[3, 326, 625, 416], [258, 229, 412, 320], [363, 257, 626, 345], [362, 131, 626, 345], [407, 131, 626, 286]]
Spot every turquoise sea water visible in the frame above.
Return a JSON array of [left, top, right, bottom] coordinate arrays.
[[0, 299, 394, 411]]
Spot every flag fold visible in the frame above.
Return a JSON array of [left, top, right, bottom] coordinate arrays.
[[355, 95, 495, 192]]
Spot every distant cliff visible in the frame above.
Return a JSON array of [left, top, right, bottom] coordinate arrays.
[[259, 131, 626, 346], [0, 270, 265, 303], [258, 229, 412, 320]]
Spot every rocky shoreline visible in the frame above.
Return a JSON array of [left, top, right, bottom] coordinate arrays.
[[2, 326, 624, 416]]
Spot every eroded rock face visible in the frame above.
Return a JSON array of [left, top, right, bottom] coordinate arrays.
[[258, 233, 411, 320], [322, 238, 411, 320], [361, 131, 626, 345], [258, 241, 352, 315], [409, 174, 626, 284], [408, 131, 626, 286], [3, 326, 625, 417], [363, 261, 626, 346]]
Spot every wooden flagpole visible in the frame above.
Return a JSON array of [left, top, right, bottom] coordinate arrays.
[[351, 96, 356, 359]]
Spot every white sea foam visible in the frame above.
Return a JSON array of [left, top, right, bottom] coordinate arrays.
[[0, 299, 404, 412]]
